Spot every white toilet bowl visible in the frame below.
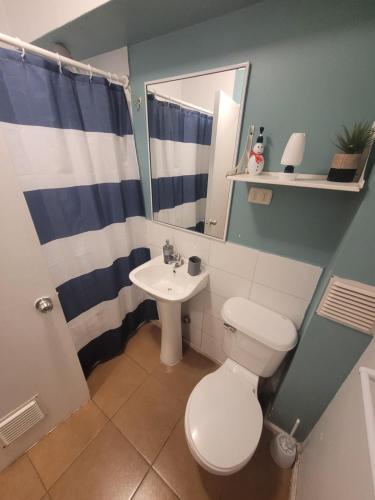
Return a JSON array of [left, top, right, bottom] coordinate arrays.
[[184, 297, 298, 475], [185, 359, 263, 475]]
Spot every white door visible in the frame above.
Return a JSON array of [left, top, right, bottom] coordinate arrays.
[[204, 90, 240, 238], [0, 134, 89, 471]]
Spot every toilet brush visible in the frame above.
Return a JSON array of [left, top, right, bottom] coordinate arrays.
[[270, 419, 300, 469]]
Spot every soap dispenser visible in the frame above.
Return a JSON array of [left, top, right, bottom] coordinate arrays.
[[163, 239, 174, 264]]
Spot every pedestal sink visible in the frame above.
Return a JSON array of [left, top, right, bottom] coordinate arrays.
[[129, 255, 209, 366]]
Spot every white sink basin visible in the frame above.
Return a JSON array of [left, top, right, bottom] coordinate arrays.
[[129, 255, 209, 365], [129, 255, 208, 303]]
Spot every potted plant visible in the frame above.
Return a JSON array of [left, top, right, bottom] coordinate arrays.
[[328, 122, 373, 182]]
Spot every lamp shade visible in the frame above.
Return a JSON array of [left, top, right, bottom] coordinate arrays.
[[281, 133, 306, 166]]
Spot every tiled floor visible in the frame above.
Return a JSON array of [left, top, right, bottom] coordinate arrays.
[[0, 323, 292, 500]]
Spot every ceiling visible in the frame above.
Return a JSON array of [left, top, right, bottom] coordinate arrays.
[[34, 0, 261, 60]]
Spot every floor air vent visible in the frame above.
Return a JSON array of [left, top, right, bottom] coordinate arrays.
[[317, 276, 375, 335], [0, 397, 45, 447]]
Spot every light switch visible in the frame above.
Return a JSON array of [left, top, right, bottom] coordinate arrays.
[[248, 187, 273, 205]]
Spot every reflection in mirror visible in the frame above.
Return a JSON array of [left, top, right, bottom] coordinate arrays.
[[146, 64, 248, 239]]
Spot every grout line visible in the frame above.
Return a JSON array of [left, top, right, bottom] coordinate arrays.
[[151, 415, 184, 467], [252, 279, 311, 302], [151, 416, 185, 499], [129, 466, 152, 500], [109, 372, 151, 422], [26, 454, 49, 496], [27, 401, 108, 493], [152, 467, 181, 499], [44, 422, 116, 493]]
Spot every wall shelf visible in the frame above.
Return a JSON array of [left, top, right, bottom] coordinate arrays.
[[226, 172, 365, 192]]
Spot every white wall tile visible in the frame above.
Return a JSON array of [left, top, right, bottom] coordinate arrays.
[[202, 291, 226, 320], [202, 313, 225, 340], [146, 223, 321, 363], [182, 321, 202, 348], [253, 252, 322, 300], [147, 220, 177, 248], [181, 297, 204, 348], [209, 240, 259, 279], [207, 266, 251, 299], [201, 332, 226, 364], [149, 244, 162, 259], [173, 229, 210, 264], [250, 283, 309, 329], [186, 290, 205, 313]]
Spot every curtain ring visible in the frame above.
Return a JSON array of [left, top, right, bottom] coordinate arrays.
[[107, 72, 113, 86], [56, 52, 62, 74], [88, 64, 93, 82], [21, 46, 25, 61]]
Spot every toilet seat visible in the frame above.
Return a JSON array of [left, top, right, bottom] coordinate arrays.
[[184, 362, 263, 475]]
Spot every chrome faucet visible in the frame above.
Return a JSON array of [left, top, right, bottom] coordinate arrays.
[[171, 252, 184, 268]]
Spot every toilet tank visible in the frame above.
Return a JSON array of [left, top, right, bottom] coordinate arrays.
[[221, 297, 298, 378]]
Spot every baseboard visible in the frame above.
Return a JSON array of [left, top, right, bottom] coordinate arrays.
[[289, 454, 300, 500]]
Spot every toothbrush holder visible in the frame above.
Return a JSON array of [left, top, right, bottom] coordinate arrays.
[[188, 256, 201, 276]]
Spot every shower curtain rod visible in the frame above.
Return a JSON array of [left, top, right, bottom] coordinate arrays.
[[148, 89, 213, 115], [0, 32, 129, 88]]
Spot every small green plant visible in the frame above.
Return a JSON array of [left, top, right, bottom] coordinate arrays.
[[335, 122, 373, 154]]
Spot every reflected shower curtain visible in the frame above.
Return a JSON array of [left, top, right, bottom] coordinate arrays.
[[147, 94, 213, 232], [0, 48, 157, 374]]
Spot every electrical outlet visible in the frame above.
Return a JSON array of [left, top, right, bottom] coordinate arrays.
[[248, 187, 273, 205]]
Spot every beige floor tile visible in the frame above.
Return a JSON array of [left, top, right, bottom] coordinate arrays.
[[113, 377, 184, 463], [28, 401, 107, 489], [0, 455, 46, 500], [88, 353, 147, 417], [154, 419, 224, 500], [220, 429, 292, 500], [132, 469, 178, 500], [153, 347, 217, 403], [125, 323, 162, 373], [49, 422, 149, 500]]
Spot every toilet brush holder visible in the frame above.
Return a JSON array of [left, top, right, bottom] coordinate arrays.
[[270, 418, 300, 469], [270, 433, 296, 469]]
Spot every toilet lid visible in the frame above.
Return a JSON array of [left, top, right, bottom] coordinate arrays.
[[185, 369, 263, 473]]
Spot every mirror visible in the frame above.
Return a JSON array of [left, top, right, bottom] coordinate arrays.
[[145, 63, 249, 239]]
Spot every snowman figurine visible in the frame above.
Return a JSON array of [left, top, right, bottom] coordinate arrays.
[[247, 127, 265, 175]]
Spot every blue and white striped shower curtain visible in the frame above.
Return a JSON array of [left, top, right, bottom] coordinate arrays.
[[147, 94, 213, 232], [0, 48, 157, 374]]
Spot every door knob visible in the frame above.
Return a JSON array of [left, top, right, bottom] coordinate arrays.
[[208, 219, 217, 226], [35, 297, 53, 313]]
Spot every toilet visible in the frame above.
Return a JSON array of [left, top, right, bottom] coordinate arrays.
[[184, 296, 298, 476]]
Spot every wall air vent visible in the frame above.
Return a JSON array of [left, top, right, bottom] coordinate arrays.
[[0, 396, 45, 447], [317, 276, 375, 335]]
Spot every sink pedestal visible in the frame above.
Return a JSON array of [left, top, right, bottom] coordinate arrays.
[[157, 301, 182, 366]]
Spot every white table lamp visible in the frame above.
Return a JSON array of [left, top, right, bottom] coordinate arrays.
[[280, 133, 306, 179]]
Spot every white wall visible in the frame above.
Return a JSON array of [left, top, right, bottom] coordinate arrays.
[[0, 0, 109, 41], [0, 0, 10, 41], [145, 220, 322, 364], [296, 337, 375, 500], [83, 46, 129, 76]]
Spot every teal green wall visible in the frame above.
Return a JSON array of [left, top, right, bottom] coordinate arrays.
[[129, 0, 374, 267], [271, 154, 375, 439], [128, 0, 375, 439]]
